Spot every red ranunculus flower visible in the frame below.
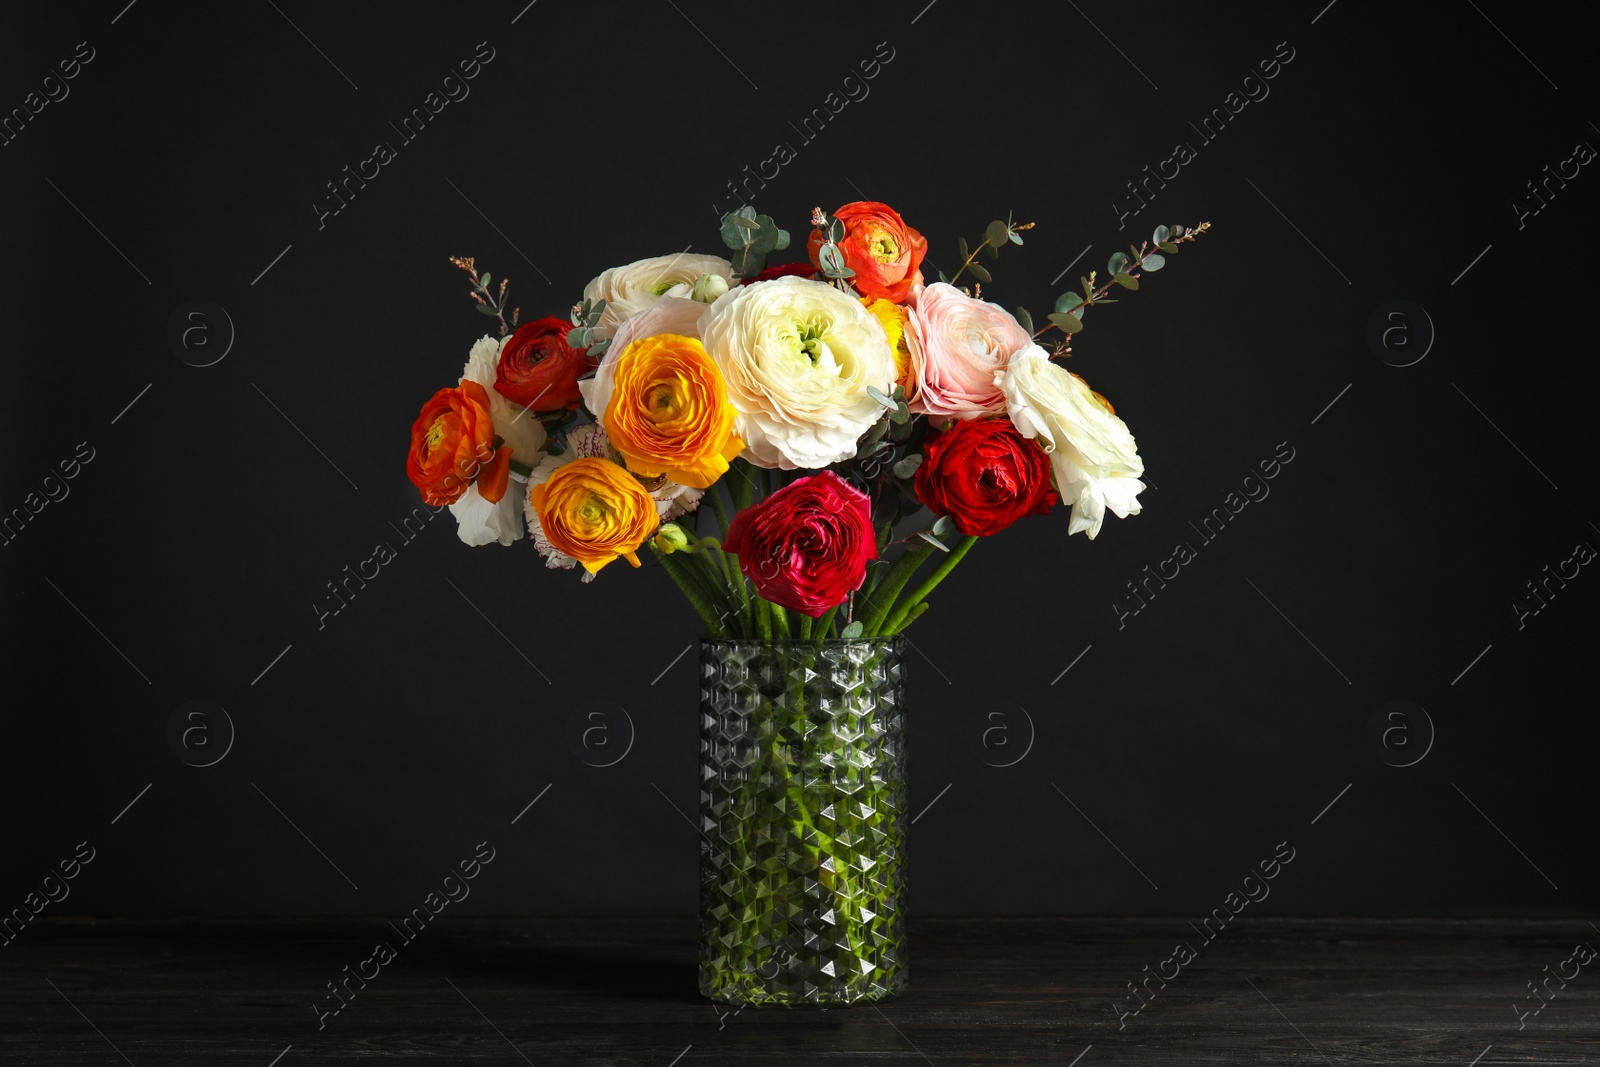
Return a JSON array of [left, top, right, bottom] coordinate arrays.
[[494, 316, 593, 411], [740, 261, 816, 285], [914, 417, 1056, 536], [806, 201, 927, 304], [724, 469, 877, 617]]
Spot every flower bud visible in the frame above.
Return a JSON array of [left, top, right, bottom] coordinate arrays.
[[653, 522, 691, 554], [689, 273, 730, 303]]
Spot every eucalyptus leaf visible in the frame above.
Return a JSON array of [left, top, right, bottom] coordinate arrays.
[[476, 305, 502, 317], [890, 416, 916, 442], [1048, 312, 1084, 334], [890, 401, 910, 425], [985, 220, 1009, 249], [568, 326, 593, 347], [917, 531, 950, 552], [1108, 251, 1130, 275], [1008, 231, 1024, 245], [841, 620, 864, 639], [1055, 292, 1084, 314], [479, 272, 491, 288], [866, 385, 897, 409], [1158, 241, 1179, 254], [1014, 305, 1034, 334], [774, 228, 791, 250], [1152, 224, 1170, 244], [1113, 272, 1139, 290], [1142, 253, 1165, 272], [938, 269, 950, 284], [730, 215, 760, 230], [958, 235, 970, 260], [892, 454, 923, 479], [931, 514, 955, 538], [967, 261, 992, 283]]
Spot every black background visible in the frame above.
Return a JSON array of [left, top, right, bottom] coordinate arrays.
[[2, 0, 1595, 921]]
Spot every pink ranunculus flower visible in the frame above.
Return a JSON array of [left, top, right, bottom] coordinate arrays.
[[906, 282, 1034, 420]]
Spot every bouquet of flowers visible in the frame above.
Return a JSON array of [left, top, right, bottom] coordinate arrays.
[[404, 200, 1209, 639]]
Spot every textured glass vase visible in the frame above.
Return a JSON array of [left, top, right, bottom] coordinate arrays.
[[698, 637, 909, 1006]]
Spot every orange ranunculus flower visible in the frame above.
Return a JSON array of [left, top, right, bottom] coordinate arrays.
[[527, 457, 659, 574], [863, 297, 918, 405], [406, 381, 511, 506], [808, 201, 927, 304], [602, 333, 743, 489]]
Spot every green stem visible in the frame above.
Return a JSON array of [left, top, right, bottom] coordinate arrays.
[[880, 534, 978, 634], [771, 600, 792, 641], [730, 459, 756, 513], [813, 604, 841, 645], [799, 614, 813, 641], [859, 544, 934, 637], [654, 548, 729, 637], [880, 600, 930, 636], [707, 483, 731, 539], [755, 596, 772, 642]]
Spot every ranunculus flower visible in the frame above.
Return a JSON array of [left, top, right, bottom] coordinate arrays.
[[582, 252, 736, 338], [998, 346, 1146, 539], [580, 297, 705, 424], [914, 417, 1057, 536], [495, 317, 592, 411], [697, 275, 896, 469], [723, 469, 877, 617], [406, 381, 507, 507], [450, 336, 549, 546], [527, 456, 659, 575], [806, 201, 926, 303], [906, 282, 1032, 420], [863, 297, 917, 403], [741, 262, 816, 285], [524, 424, 702, 577], [603, 333, 743, 489]]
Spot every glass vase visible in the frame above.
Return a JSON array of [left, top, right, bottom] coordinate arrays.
[[697, 637, 909, 1006]]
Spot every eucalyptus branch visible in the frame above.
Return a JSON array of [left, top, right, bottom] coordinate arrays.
[[1032, 221, 1212, 352]]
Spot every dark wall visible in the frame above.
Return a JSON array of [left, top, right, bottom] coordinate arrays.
[[2, 0, 1595, 919]]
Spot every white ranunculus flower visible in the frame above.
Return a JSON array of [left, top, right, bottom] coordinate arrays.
[[583, 253, 735, 339], [998, 345, 1145, 540], [578, 297, 705, 422], [448, 336, 549, 547], [697, 276, 896, 469]]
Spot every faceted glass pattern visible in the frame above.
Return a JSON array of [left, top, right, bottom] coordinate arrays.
[[698, 637, 909, 1006]]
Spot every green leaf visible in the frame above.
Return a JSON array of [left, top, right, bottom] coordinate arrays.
[[1108, 251, 1130, 275], [568, 326, 593, 347], [890, 415, 916, 442], [1152, 225, 1170, 244], [729, 215, 760, 230], [1008, 231, 1024, 246], [1157, 241, 1179, 254], [479, 272, 491, 289], [917, 531, 950, 552], [1081, 276, 1094, 297], [861, 417, 889, 448], [1047, 312, 1084, 334], [1014, 305, 1034, 334], [476, 304, 501, 317], [985, 220, 1009, 250], [892, 454, 923, 479], [585, 308, 603, 326], [931, 514, 955, 538], [985, 241, 1000, 261], [958, 235, 970, 260], [890, 400, 910, 424], [589, 338, 611, 354], [892, 384, 906, 401], [841, 620, 864, 639], [866, 385, 897, 409], [1142, 253, 1165, 272], [938, 269, 950, 284], [1113, 272, 1139, 290], [774, 228, 791, 251], [1054, 292, 1084, 315], [967, 261, 992, 283], [818, 242, 847, 277]]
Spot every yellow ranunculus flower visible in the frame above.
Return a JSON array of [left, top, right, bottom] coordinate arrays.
[[863, 297, 916, 401], [602, 333, 743, 489], [527, 457, 659, 574]]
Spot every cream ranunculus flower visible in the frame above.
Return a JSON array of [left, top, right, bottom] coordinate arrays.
[[907, 282, 1033, 420], [582, 253, 735, 339], [697, 275, 896, 469], [998, 345, 1145, 540], [449, 336, 549, 547]]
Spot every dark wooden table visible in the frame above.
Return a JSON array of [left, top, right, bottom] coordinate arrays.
[[3, 917, 1596, 1064]]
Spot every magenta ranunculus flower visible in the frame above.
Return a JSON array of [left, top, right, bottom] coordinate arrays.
[[906, 281, 1034, 420], [723, 470, 877, 617]]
